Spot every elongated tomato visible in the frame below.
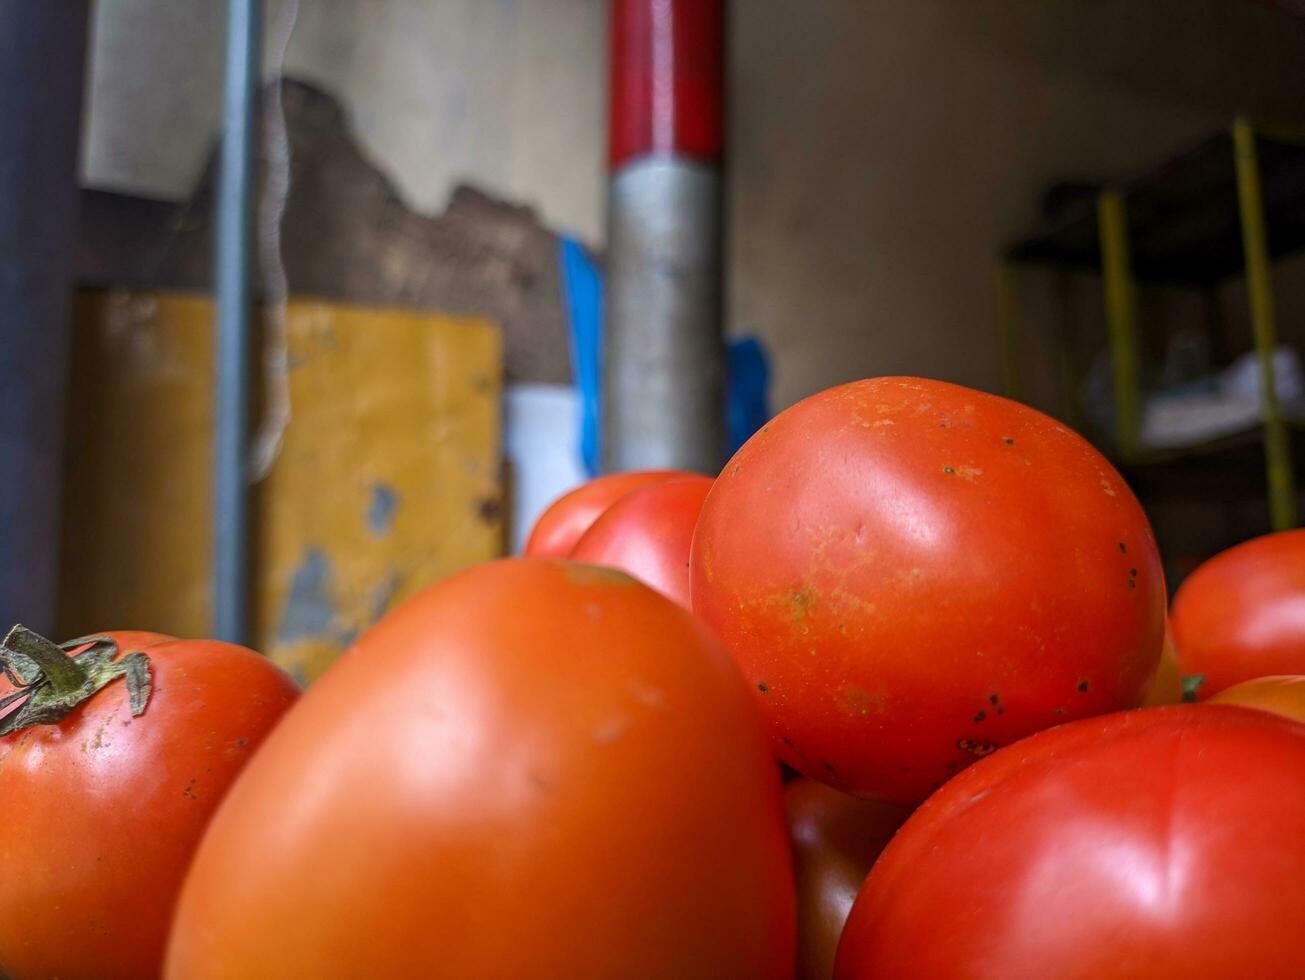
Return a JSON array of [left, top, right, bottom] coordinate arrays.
[[167, 560, 794, 980]]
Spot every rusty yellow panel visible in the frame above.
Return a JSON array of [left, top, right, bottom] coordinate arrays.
[[59, 289, 503, 684]]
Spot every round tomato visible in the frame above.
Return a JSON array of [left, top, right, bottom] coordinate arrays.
[[1171, 529, 1305, 698], [691, 377, 1165, 801], [167, 560, 795, 980], [1209, 674, 1305, 723], [570, 475, 714, 608], [785, 778, 910, 980], [0, 628, 298, 980], [523, 470, 693, 557], [836, 705, 1305, 979]]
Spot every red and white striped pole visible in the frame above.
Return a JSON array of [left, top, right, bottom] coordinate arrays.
[[603, 0, 726, 474]]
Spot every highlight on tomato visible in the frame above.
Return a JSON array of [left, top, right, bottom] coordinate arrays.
[[0, 627, 299, 980], [691, 377, 1166, 801]]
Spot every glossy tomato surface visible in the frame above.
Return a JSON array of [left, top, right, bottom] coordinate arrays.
[[1209, 674, 1305, 723], [523, 470, 692, 557], [836, 706, 1305, 979], [1170, 529, 1305, 697], [569, 475, 714, 607], [167, 560, 795, 980], [692, 377, 1165, 801], [0, 634, 299, 980], [785, 779, 910, 980]]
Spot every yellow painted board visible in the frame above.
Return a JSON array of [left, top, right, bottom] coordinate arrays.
[[59, 289, 503, 684]]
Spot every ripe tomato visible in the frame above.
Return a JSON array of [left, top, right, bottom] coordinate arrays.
[[523, 470, 693, 557], [691, 377, 1165, 801], [569, 475, 714, 607], [1209, 674, 1305, 723], [836, 706, 1305, 979], [0, 629, 298, 980], [785, 779, 910, 980], [167, 560, 795, 979], [1170, 529, 1305, 698]]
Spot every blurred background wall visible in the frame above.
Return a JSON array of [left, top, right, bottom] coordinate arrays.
[[84, 0, 1305, 411]]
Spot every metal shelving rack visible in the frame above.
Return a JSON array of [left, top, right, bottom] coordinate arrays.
[[999, 119, 1305, 532]]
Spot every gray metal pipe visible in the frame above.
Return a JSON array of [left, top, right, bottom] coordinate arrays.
[[213, 0, 262, 644], [604, 159, 725, 474], [0, 3, 90, 632]]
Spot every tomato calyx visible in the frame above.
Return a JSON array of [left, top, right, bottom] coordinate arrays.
[[0, 626, 153, 737]]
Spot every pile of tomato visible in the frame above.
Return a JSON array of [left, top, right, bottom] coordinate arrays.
[[3, 376, 1305, 979]]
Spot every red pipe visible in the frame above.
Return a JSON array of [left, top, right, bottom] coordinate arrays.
[[608, 0, 725, 169]]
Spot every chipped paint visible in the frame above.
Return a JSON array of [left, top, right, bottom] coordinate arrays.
[[277, 548, 338, 645], [367, 483, 400, 537]]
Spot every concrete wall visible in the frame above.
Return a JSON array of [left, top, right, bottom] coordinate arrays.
[[83, 0, 1305, 409]]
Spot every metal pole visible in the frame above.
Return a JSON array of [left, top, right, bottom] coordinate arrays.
[[1233, 118, 1297, 530], [0, 3, 89, 632], [604, 0, 726, 474], [1097, 189, 1142, 460], [214, 0, 262, 643], [993, 262, 1023, 401]]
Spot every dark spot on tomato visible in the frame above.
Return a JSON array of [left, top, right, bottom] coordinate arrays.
[[1119, 542, 1127, 553], [1077, 679, 1090, 692], [973, 710, 987, 722], [1003, 436, 1015, 445], [1129, 567, 1138, 577], [901, 766, 912, 773], [944, 761, 959, 771], [781, 736, 795, 749], [823, 761, 836, 773], [988, 693, 1000, 705], [957, 738, 998, 757], [944, 466, 956, 475], [1127, 578, 1136, 590], [837, 622, 847, 635], [1053, 706, 1067, 714], [235, 738, 249, 747], [996, 707, 1005, 715], [938, 420, 950, 428], [757, 682, 769, 694]]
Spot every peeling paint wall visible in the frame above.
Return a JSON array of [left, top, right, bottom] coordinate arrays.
[[58, 292, 503, 685]]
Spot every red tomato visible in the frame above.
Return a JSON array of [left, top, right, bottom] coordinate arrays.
[[167, 560, 795, 979], [836, 705, 1305, 979], [785, 779, 911, 980], [523, 470, 693, 557], [1171, 529, 1305, 698], [691, 377, 1165, 801], [569, 475, 714, 607], [1209, 674, 1305, 724], [0, 629, 298, 980]]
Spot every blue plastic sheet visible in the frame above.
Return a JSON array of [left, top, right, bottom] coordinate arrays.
[[559, 237, 771, 476]]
